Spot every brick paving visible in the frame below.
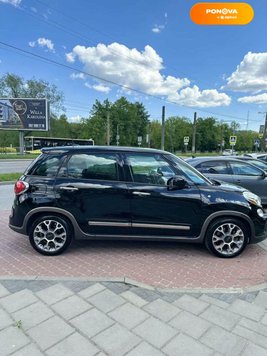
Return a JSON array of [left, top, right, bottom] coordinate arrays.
[[1, 210, 267, 289], [0, 279, 267, 356]]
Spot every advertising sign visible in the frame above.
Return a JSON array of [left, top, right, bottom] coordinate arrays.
[[0, 98, 49, 131]]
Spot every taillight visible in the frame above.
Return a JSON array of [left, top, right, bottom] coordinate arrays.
[[14, 181, 29, 195]]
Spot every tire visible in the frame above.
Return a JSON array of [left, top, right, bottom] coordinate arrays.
[[29, 215, 73, 256], [205, 218, 249, 258]]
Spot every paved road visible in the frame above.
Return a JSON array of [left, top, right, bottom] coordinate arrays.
[[0, 159, 32, 174], [0, 184, 14, 211]]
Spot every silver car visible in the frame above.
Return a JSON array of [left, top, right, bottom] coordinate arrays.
[[187, 156, 267, 206]]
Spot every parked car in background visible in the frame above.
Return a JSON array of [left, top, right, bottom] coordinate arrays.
[[231, 156, 267, 172], [9, 146, 267, 258], [244, 153, 267, 162], [222, 149, 237, 156], [187, 156, 267, 205]]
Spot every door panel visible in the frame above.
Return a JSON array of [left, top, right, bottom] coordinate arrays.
[[228, 161, 267, 204], [127, 183, 202, 237], [124, 153, 202, 237], [54, 152, 131, 236]]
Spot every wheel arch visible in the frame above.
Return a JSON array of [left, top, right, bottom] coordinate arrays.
[[199, 210, 254, 243], [24, 207, 78, 237]]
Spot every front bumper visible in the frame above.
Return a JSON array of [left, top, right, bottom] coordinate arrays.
[[249, 212, 267, 244]]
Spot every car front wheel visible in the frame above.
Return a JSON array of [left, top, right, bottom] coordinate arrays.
[[29, 215, 73, 256], [205, 218, 249, 258]]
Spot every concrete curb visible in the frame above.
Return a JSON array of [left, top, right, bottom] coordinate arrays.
[[0, 181, 16, 185], [0, 275, 266, 294]]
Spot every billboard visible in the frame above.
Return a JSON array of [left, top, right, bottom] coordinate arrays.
[[0, 98, 49, 131]]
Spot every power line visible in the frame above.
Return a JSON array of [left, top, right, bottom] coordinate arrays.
[[18, 3, 167, 75], [0, 40, 252, 122]]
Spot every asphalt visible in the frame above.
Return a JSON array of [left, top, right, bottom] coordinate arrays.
[[0, 182, 267, 354]]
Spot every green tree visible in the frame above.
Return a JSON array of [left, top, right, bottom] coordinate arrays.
[[165, 117, 192, 152], [84, 97, 150, 146], [196, 118, 221, 152], [149, 120, 161, 148], [0, 73, 64, 112]]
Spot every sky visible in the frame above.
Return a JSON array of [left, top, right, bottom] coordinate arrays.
[[0, 0, 266, 131]]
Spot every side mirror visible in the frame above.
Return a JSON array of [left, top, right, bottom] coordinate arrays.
[[167, 176, 187, 190], [210, 179, 221, 186]]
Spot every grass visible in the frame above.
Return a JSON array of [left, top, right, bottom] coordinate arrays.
[[0, 154, 39, 159], [0, 172, 22, 182]]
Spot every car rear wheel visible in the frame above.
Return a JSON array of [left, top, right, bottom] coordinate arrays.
[[205, 218, 249, 258], [29, 215, 72, 255]]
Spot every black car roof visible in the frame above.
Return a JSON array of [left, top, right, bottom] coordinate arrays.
[[41, 145, 169, 155]]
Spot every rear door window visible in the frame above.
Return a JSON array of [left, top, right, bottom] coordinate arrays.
[[61, 153, 120, 181]]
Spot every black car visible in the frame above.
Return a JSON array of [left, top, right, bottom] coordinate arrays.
[[187, 156, 267, 206], [9, 146, 267, 258]]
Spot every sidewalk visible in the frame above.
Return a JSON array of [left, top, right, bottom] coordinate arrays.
[[0, 278, 267, 355]]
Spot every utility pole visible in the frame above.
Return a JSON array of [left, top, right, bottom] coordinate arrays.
[[161, 106, 165, 150], [220, 120, 224, 154], [192, 112, 197, 155], [259, 111, 267, 151], [246, 111, 249, 131], [116, 124, 119, 146], [106, 111, 110, 146]]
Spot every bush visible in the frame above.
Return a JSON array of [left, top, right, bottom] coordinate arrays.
[[0, 147, 17, 153]]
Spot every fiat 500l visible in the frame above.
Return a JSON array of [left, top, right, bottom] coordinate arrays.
[[9, 146, 267, 258]]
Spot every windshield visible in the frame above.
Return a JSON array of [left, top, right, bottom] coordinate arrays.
[[166, 154, 212, 186], [249, 160, 267, 170]]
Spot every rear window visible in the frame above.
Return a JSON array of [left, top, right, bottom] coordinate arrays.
[[27, 154, 62, 177]]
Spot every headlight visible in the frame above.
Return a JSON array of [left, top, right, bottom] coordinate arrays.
[[243, 191, 262, 207]]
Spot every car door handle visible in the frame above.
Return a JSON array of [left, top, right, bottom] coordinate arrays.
[[132, 191, 151, 196], [60, 186, 79, 191], [236, 180, 241, 183]]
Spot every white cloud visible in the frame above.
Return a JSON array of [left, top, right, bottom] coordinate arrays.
[[66, 51, 75, 62], [164, 12, 168, 18], [68, 115, 81, 123], [67, 42, 230, 107], [70, 72, 85, 80], [29, 37, 55, 52], [30, 6, 37, 13], [0, 0, 21, 7], [169, 85, 231, 107], [92, 84, 111, 93], [152, 24, 165, 33], [225, 52, 267, 92], [84, 82, 111, 93], [238, 93, 267, 104]]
